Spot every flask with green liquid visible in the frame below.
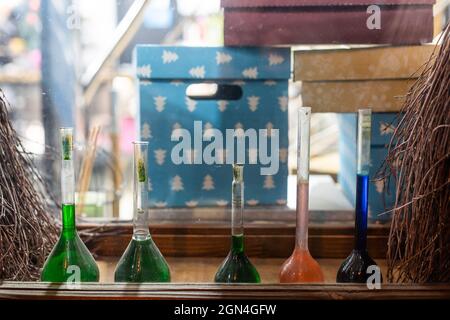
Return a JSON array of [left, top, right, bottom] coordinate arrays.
[[114, 141, 170, 282], [41, 127, 99, 282], [214, 164, 261, 283]]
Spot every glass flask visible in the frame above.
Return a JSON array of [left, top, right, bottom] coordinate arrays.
[[114, 141, 170, 282], [279, 107, 324, 283], [336, 109, 382, 283], [214, 164, 261, 283], [41, 128, 99, 282]]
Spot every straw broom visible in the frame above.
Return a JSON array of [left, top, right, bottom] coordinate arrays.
[[0, 90, 58, 280], [383, 24, 450, 283]]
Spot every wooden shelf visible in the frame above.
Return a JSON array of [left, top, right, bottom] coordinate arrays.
[[81, 222, 389, 259], [1, 226, 447, 301], [1, 282, 449, 300], [95, 257, 385, 283]]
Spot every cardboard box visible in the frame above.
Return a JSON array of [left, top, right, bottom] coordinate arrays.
[[294, 45, 436, 112], [302, 79, 415, 112], [340, 112, 400, 146], [222, 0, 436, 45], [294, 45, 437, 81], [136, 46, 290, 208], [338, 113, 399, 221]]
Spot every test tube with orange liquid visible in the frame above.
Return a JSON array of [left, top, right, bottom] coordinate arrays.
[[279, 107, 324, 283]]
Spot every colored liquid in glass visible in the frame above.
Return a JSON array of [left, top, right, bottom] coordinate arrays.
[[214, 235, 261, 283], [279, 247, 324, 283], [279, 183, 324, 283], [41, 204, 99, 282], [337, 174, 381, 283], [114, 236, 170, 282], [114, 142, 170, 283]]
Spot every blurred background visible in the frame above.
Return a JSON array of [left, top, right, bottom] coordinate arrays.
[[1, 0, 447, 220], [1, 0, 228, 220]]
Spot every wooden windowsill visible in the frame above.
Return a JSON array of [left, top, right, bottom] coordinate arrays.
[[1, 281, 449, 300], [1, 256, 449, 300], [95, 257, 379, 283], [80, 221, 390, 259], [2, 220, 447, 300]]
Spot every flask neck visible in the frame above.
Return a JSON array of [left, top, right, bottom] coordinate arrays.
[[231, 234, 244, 254], [295, 182, 309, 250], [133, 142, 150, 239], [61, 203, 76, 235], [354, 173, 369, 251]]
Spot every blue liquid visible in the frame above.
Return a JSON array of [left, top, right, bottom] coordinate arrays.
[[336, 173, 381, 283], [355, 174, 369, 251]]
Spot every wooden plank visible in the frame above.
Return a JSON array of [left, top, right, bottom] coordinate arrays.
[[80, 223, 389, 259], [1, 282, 449, 300], [86, 234, 388, 258], [80, 222, 390, 235]]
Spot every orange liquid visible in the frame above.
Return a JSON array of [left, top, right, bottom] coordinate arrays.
[[279, 247, 324, 283]]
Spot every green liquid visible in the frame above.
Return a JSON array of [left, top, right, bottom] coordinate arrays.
[[41, 204, 99, 282], [114, 237, 171, 282], [214, 235, 261, 283]]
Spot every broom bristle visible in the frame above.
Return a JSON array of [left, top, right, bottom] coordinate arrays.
[[383, 24, 450, 283], [0, 89, 59, 281]]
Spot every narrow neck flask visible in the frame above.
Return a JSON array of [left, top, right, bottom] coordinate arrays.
[[231, 164, 244, 253], [214, 164, 260, 283], [337, 109, 382, 283], [133, 142, 150, 240], [279, 107, 324, 283], [355, 109, 371, 251], [114, 141, 170, 282], [41, 127, 99, 282], [61, 127, 76, 232]]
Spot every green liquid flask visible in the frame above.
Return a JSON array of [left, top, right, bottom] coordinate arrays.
[[41, 128, 99, 283], [214, 164, 261, 283], [114, 141, 170, 282]]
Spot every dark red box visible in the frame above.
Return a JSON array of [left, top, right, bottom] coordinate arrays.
[[222, 0, 436, 45]]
